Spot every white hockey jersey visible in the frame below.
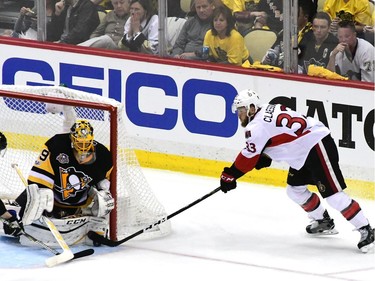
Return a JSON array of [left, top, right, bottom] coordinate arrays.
[[334, 38, 375, 82], [234, 104, 330, 172]]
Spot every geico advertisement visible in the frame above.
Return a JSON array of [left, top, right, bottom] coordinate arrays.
[[0, 42, 374, 180]]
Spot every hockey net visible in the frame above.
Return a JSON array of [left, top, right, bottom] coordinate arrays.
[[0, 85, 171, 241]]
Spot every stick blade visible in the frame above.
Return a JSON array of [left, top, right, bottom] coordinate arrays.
[[87, 231, 119, 247], [45, 251, 74, 267], [73, 248, 95, 259]]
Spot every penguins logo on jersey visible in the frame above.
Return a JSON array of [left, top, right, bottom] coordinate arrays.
[[56, 167, 93, 200]]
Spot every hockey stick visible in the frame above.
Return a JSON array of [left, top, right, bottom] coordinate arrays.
[[23, 231, 94, 260], [10, 163, 94, 266], [1, 217, 94, 262], [88, 186, 222, 247]]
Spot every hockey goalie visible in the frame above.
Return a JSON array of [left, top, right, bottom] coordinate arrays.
[[0, 105, 114, 248]]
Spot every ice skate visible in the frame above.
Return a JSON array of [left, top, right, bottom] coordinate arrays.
[[306, 210, 338, 235], [357, 224, 374, 253]]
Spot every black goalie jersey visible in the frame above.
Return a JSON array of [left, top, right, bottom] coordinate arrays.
[[28, 133, 113, 208]]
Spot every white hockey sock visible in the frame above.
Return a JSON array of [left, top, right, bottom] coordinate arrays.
[[326, 192, 369, 229], [286, 185, 325, 220]]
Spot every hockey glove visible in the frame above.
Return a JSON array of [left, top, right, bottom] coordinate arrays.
[[220, 166, 244, 193], [91, 189, 115, 217], [3, 210, 23, 237]]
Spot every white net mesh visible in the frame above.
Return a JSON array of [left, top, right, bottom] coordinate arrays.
[[0, 85, 171, 240]]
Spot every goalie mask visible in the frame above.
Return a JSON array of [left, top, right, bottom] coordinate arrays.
[[70, 120, 94, 161], [0, 132, 7, 157]]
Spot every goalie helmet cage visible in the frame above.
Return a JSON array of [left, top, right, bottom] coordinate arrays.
[[0, 85, 171, 241]]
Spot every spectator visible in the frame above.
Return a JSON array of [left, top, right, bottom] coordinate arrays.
[[171, 0, 215, 60], [232, 0, 271, 35], [296, 1, 315, 44], [327, 20, 375, 82], [323, 0, 372, 38], [118, 0, 158, 54], [79, 0, 130, 49], [202, 5, 250, 65], [12, 0, 58, 41], [262, 0, 314, 68], [299, 11, 339, 74], [51, 0, 100, 44], [12, 6, 38, 39]]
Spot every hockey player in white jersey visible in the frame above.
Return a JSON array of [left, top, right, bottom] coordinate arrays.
[[219, 89, 374, 253]]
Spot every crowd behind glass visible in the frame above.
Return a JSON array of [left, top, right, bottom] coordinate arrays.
[[0, 0, 374, 82]]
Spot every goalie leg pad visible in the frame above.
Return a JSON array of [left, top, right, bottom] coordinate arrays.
[[20, 216, 93, 248], [22, 185, 54, 225]]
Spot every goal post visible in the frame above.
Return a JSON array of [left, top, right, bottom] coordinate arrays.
[[0, 85, 171, 241]]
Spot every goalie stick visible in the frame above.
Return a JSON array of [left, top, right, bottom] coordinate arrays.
[[10, 163, 95, 267], [88, 186, 222, 247], [23, 230, 94, 261]]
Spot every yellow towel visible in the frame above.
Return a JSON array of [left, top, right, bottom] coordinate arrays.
[[242, 61, 283, 72], [307, 65, 348, 80]]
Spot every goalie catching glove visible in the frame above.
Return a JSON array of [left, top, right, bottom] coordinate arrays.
[[22, 184, 54, 225], [91, 189, 115, 217], [84, 179, 114, 217], [220, 165, 244, 193], [2, 210, 23, 237]]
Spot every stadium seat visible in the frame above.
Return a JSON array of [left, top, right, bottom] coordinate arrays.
[[98, 10, 107, 24], [167, 17, 187, 52], [181, 0, 193, 13], [244, 29, 277, 62]]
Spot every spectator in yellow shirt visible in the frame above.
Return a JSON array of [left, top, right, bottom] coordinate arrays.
[[323, 0, 372, 37], [203, 5, 250, 65]]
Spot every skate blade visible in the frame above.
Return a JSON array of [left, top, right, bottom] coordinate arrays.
[[309, 228, 339, 235], [360, 242, 374, 254]]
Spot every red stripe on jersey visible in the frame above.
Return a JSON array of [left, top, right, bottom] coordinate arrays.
[[341, 200, 361, 221], [234, 153, 259, 173], [268, 130, 311, 147], [301, 193, 320, 212], [314, 143, 339, 193]]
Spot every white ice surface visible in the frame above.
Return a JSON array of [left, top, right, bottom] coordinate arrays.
[[0, 168, 374, 281]]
